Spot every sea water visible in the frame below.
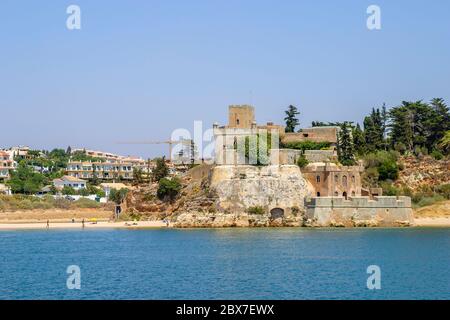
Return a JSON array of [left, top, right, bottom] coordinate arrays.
[[0, 228, 448, 299]]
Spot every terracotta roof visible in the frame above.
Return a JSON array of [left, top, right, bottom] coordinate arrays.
[[54, 175, 87, 183]]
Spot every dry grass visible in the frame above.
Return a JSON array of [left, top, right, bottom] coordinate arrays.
[[0, 208, 113, 223], [414, 200, 450, 218], [0, 195, 105, 212]]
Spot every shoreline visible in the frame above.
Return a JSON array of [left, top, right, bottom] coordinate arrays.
[[0, 220, 168, 230], [0, 217, 449, 230]]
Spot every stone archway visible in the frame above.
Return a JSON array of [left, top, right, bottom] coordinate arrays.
[[270, 208, 285, 220]]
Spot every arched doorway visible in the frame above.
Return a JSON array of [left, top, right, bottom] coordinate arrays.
[[270, 208, 284, 220], [343, 192, 348, 200]]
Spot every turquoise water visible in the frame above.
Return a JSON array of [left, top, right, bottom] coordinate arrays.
[[0, 228, 448, 300]]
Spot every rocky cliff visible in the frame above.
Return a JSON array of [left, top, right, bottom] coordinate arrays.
[[125, 164, 313, 227], [172, 165, 312, 227]]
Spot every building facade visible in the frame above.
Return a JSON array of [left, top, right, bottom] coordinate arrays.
[[53, 175, 87, 190], [66, 161, 135, 180], [302, 162, 363, 198], [0, 151, 16, 182]]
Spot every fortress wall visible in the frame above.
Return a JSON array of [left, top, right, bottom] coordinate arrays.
[[306, 196, 414, 227], [210, 165, 312, 214]]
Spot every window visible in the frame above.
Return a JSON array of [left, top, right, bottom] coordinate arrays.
[[334, 191, 339, 196], [352, 175, 355, 183], [236, 119, 240, 125], [317, 192, 321, 197], [342, 175, 347, 187], [303, 133, 309, 138], [335, 175, 339, 182], [316, 175, 321, 183]]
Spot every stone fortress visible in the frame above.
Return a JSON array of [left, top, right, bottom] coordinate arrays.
[[200, 105, 414, 227]]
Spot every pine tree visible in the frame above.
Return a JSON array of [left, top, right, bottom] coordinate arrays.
[[381, 103, 388, 149], [388, 101, 436, 153], [338, 122, 356, 166], [430, 98, 450, 149], [352, 123, 366, 155], [152, 156, 169, 182], [284, 105, 300, 132]]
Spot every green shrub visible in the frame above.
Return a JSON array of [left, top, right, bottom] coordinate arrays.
[[157, 178, 181, 201], [378, 160, 399, 181], [246, 206, 266, 215], [74, 198, 102, 208], [431, 150, 444, 160], [61, 186, 76, 195], [282, 141, 331, 151], [380, 181, 399, 196], [53, 198, 72, 209], [435, 184, 450, 199], [109, 188, 129, 204], [414, 194, 446, 207], [296, 155, 309, 168], [364, 151, 399, 181], [78, 188, 90, 196]]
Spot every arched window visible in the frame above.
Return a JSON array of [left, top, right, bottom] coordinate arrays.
[[334, 175, 339, 183], [342, 175, 348, 187], [236, 119, 240, 125], [334, 191, 339, 196], [316, 175, 321, 183], [317, 192, 321, 197], [351, 191, 356, 196], [343, 191, 348, 200], [352, 175, 355, 183]]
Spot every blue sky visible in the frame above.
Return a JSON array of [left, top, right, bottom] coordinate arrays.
[[1, 0, 449, 158]]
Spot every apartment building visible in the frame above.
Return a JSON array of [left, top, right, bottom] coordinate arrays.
[[0, 151, 16, 182], [66, 161, 135, 180]]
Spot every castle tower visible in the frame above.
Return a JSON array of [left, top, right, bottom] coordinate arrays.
[[228, 105, 255, 129]]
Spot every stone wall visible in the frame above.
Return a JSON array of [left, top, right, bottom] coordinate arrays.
[[211, 164, 312, 215], [304, 150, 336, 163], [282, 127, 339, 145], [305, 196, 414, 227]]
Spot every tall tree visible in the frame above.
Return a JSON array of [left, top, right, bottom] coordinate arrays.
[[352, 123, 366, 155], [152, 157, 169, 182], [429, 98, 450, 149], [388, 101, 435, 153], [284, 105, 300, 132], [338, 122, 356, 166], [381, 103, 389, 149], [6, 162, 45, 194], [363, 116, 381, 152]]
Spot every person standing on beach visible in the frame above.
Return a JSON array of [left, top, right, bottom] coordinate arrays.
[[82, 218, 85, 229], [46, 220, 49, 229]]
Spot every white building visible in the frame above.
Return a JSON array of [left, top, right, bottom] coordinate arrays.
[[53, 175, 87, 190], [0, 183, 11, 195], [99, 183, 130, 197], [0, 151, 16, 182]]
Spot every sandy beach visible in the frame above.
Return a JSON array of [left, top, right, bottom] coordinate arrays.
[[413, 217, 450, 227], [0, 220, 168, 230]]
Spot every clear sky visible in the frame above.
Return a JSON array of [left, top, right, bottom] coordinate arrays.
[[1, 0, 449, 158]]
